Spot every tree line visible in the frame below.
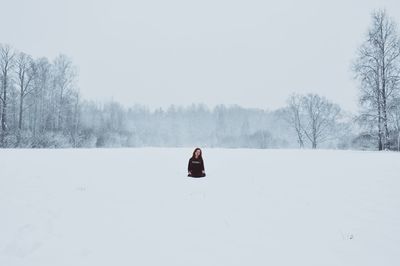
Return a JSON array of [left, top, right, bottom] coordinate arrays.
[[0, 45, 348, 149], [0, 46, 80, 147], [1, 9, 399, 150]]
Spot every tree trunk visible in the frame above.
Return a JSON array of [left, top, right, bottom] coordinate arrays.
[[1, 75, 7, 146], [19, 94, 23, 130], [378, 109, 383, 151], [397, 131, 400, 151], [381, 41, 390, 150]]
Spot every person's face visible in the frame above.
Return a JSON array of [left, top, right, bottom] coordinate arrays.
[[195, 150, 201, 157]]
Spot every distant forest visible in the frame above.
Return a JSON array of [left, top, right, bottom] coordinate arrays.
[[1, 9, 400, 150]]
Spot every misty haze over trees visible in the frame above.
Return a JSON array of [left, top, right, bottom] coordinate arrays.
[[1, 9, 399, 150]]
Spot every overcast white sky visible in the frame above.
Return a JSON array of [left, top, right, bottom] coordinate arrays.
[[1, 0, 400, 112]]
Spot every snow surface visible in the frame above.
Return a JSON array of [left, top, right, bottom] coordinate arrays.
[[0, 148, 399, 266]]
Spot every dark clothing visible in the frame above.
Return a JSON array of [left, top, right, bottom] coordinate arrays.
[[188, 157, 206, 177]]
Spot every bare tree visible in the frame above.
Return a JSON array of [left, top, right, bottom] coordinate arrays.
[[52, 54, 77, 131], [354, 9, 400, 150], [0, 44, 15, 146], [47, 55, 81, 147], [31, 58, 51, 135], [301, 94, 341, 149], [285, 93, 305, 148], [15, 52, 36, 131], [354, 60, 383, 149], [284, 93, 341, 149]]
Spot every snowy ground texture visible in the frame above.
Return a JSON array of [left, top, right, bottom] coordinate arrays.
[[1, 148, 400, 266]]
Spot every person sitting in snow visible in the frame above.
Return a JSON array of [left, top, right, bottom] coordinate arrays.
[[187, 147, 206, 178]]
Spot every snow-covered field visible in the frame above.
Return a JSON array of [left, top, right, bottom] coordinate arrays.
[[0, 148, 399, 266]]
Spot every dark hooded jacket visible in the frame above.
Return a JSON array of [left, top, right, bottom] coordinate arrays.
[[188, 157, 205, 177]]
